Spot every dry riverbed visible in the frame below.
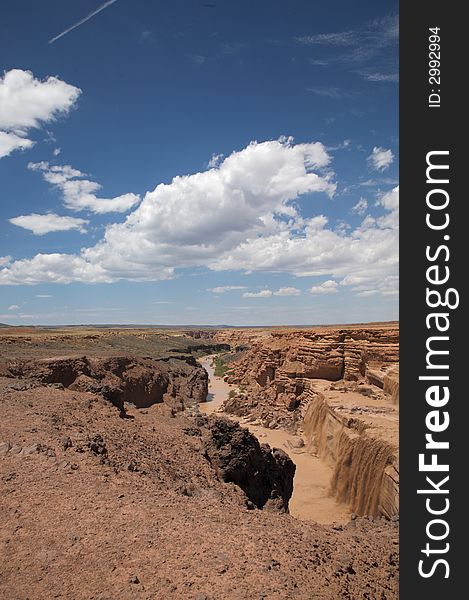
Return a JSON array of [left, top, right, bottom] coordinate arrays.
[[198, 356, 351, 524]]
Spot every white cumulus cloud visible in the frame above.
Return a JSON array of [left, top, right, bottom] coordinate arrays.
[[208, 286, 247, 293], [0, 140, 398, 296], [7, 304, 19, 311], [0, 131, 34, 159], [0, 69, 80, 159], [9, 213, 89, 235], [243, 290, 273, 298], [374, 186, 399, 229], [242, 287, 301, 298], [28, 162, 140, 214], [273, 287, 301, 296], [309, 280, 339, 295], [211, 185, 398, 293], [0, 254, 114, 285], [368, 146, 394, 171]]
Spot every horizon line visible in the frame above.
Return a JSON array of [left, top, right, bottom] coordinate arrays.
[[1, 320, 399, 329]]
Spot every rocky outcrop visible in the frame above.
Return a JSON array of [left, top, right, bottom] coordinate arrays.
[[222, 326, 398, 427], [203, 416, 295, 512], [3, 355, 208, 413], [183, 329, 217, 340], [366, 364, 400, 407], [383, 365, 399, 405]]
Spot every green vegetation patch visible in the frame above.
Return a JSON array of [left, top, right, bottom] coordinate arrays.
[[213, 355, 229, 377]]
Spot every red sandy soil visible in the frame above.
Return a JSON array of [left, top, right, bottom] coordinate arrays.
[[0, 328, 398, 599], [0, 376, 398, 599]]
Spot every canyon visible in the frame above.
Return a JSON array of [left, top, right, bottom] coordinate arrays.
[[212, 324, 399, 519], [0, 324, 399, 599]]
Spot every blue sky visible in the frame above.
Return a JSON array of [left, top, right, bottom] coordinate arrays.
[[0, 0, 398, 326]]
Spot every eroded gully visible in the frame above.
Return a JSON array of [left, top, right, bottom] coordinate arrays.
[[198, 356, 351, 525]]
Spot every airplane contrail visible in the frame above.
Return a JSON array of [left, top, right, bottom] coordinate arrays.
[[48, 0, 118, 44]]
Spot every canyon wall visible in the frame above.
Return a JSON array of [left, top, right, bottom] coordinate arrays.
[[1, 354, 208, 414], [221, 327, 399, 427], [217, 326, 399, 518], [303, 392, 399, 518]]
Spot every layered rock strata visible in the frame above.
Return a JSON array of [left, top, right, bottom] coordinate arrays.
[[303, 391, 399, 518], [222, 327, 398, 426], [217, 326, 399, 518]]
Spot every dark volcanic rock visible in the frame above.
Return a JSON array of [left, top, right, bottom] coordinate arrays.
[[203, 417, 295, 512]]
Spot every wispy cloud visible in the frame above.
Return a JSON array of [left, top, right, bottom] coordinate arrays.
[[308, 58, 330, 66], [360, 177, 399, 188], [243, 290, 273, 298], [273, 287, 301, 297], [220, 42, 246, 56], [49, 0, 118, 44], [362, 72, 399, 82], [297, 15, 398, 54], [297, 15, 398, 82], [326, 139, 352, 151], [299, 31, 358, 46], [306, 87, 357, 100], [207, 153, 224, 169], [140, 30, 155, 43], [189, 54, 207, 67], [351, 198, 368, 215]]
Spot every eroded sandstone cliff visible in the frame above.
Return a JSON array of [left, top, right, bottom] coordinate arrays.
[[222, 327, 398, 417], [214, 325, 399, 518], [303, 390, 399, 518]]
